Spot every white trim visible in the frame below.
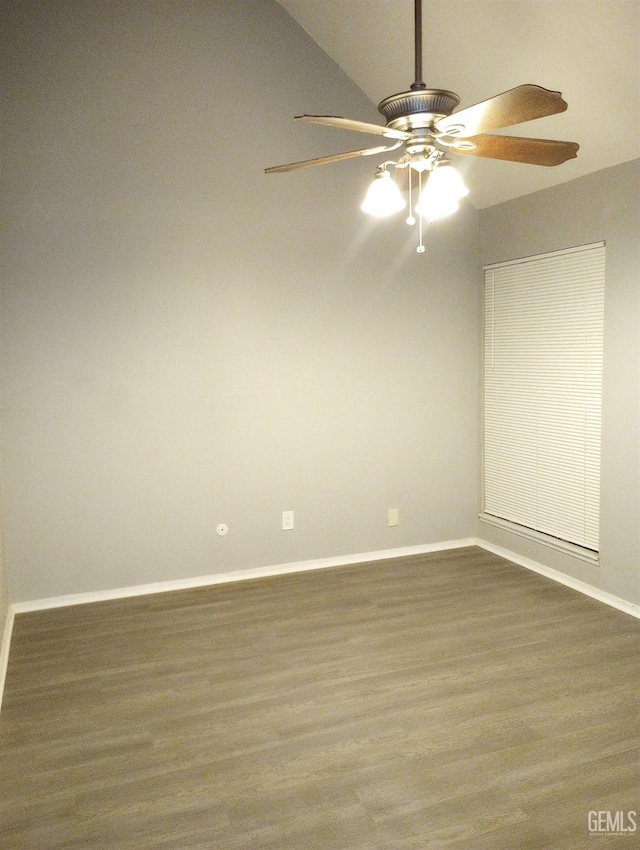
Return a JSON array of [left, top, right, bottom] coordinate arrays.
[[11, 539, 476, 613], [2, 536, 638, 715], [0, 605, 15, 715], [478, 513, 600, 565], [477, 538, 640, 621], [484, 240, 605, 270]]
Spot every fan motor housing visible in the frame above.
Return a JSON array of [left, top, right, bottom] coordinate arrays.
[[378, 88, 460, 132]]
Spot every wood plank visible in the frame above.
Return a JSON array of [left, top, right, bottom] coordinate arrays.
[[1, 547, 639, 848]]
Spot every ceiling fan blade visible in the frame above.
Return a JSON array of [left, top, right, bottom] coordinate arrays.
[[436, 85, 568, 137], [450, 134, 579, 166], [265, 142, 401, 174], [296, 114, 410, 141]]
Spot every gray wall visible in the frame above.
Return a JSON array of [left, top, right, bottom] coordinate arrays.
[[0, 0, 479, 602], [478, 159, 640, 607]]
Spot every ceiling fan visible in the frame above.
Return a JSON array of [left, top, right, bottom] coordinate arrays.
[[266, 0, 579, 253]]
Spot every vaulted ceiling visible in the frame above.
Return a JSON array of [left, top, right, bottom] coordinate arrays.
[[276, 1, 640, 208]]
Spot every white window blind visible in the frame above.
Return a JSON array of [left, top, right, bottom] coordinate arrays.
[[483, 243, 605, 552]]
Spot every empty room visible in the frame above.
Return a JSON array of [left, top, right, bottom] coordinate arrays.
[[1, 1, 639, 848]]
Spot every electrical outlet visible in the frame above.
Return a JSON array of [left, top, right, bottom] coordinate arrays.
[[282, 510, 294, 530], [388, 508, 399, 527]]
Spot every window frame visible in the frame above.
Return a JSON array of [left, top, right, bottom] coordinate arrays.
[[480, 242, 605, 562]]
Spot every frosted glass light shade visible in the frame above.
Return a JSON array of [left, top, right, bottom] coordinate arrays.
[[428, 162, 469, 200], [415, 192, 459, 221], [415, 162, 467, 221], [361, 170, 406, 217]]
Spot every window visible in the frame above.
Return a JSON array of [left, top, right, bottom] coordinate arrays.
[[482, 243, 605, 553]]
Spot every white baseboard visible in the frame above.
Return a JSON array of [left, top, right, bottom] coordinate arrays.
[[0, 605, 15, 715], [477, 538, 640, 621], [3, 536, 636, 716], [0, 538, 474, 714], [11, 538, 477, 613]]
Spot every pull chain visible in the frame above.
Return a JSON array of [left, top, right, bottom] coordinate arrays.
[[406, 168, 416, 226], [416, 171, 426, 253]]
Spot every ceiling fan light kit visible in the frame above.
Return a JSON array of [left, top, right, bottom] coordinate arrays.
[[266, 0, 579, 254]]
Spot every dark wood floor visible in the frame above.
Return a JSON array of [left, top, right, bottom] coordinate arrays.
[[1, 546, 639, 849]]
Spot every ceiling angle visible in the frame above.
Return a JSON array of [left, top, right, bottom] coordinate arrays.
[[266, 0, 579, 254]]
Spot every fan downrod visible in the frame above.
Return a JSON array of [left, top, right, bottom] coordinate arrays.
[[378, 0, 460, 134]]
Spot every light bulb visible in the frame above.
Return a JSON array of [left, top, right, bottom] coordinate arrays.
[[360, 169, 406, 217]]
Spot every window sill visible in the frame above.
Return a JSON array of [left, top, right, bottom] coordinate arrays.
[[478, 513, 600, 566]]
